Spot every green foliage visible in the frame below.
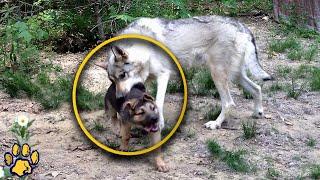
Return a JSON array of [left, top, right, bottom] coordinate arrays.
[[276, 66, 292, 78], [92, 122, 104, 132], [106, 140, 120, 149], [269, 82, 283, 92], [207, 140, 223, 157], [10, 115, 35, 145], [185, 128, 196, 139], [275, 65, 320, 98], [242, 121, 257, 139], [207, 139, 251, 172], [222, 150, 249, 172], [310, 68, 320, 91], [161, 124, 174, 137], [167, 79, 184, 93], [1, 71, 40, 97], [310, 165, 320, 179], [76, 87, 104, 111], [304, 45, 318, 62], [211, 0, 273, 17], [191, 68, 219, 97], [269, 37, 300, 53], [243, 89, 253, 99], [266, 167, 280, 179], [269, 35, 318, 61], [286, 76, 304, 99], [0, 69, 103, 110], [306, 138, 316, 148], [287, 49, 303, 61], [205, 105, 222, 121]]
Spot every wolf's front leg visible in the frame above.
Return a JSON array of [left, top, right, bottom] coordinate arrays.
[[150, 131, 169, 172], [156, 72, 170, 129]]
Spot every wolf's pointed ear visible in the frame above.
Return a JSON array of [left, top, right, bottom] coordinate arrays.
[[143, 94, 154, 102], [94, 61, 108, 69], [111, 46, 128, 61]]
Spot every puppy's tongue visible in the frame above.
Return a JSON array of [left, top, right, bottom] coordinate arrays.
[[144, 124, 159, 132]]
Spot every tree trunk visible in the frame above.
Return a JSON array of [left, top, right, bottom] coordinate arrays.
[[93, 0, 105, 40], [273, 0, 320, 31]]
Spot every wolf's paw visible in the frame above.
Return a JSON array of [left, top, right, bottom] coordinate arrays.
[[252, 111, 264, 119], [4, 143, 39, 177], [204, 121, 221, 130], [119, 144, 129, 152], [156, 158, 169, 172]]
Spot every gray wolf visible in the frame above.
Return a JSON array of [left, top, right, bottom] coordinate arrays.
[[104, 81, 168, 172], [97, 15, 272, 130]]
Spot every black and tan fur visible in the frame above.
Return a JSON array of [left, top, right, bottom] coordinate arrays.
[[104, 82, 168, 172]]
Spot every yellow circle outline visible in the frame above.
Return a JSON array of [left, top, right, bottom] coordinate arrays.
[[72, 34, 188, 156]]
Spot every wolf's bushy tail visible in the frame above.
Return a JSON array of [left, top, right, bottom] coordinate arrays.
[[245, 37, 273, 81]]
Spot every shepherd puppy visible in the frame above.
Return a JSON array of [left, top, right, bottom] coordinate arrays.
[[104, 82, 168, 172]]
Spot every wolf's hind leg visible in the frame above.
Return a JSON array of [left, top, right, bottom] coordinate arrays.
[[239, 71, 263, 118], [204, 64, 235, 130]]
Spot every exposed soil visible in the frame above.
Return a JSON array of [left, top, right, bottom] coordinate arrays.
[[1, 16, 319, 179]]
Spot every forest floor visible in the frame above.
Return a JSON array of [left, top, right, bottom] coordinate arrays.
[[1, 16, 319, 179]]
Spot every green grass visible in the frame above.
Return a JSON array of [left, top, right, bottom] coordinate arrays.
[[106, 140, 120, 149], [207, 140, 223, 157], [304, 45, 318, 62], [0, 70, 104, 110], [161, 124, 174, 137], [1, 71, 40, 98], [190, 68, 219, 97], [76, 86, 104, 111], [310, 165, 320, 179], [276, 66, 292, 78], [266, 167, 280, 179], [306, 138, 316, 148], [287, 49, 303, 61], [243, 89, 253, 99], [205, 105, 222, 121], [269, 37, 301, 53], [286, 78, 303, 100], [92, 122, 104, 132], [242, 121, 257, 139], [211, 0, 273, 17], [35, 76, 72, 109], [310, 68, 320, 91], [207, 140, 251, 172], [269, 35, 318, 61], [167, 79, 184, 93], [275, 65, 320, 98], [185, 128, 196, 139], [269, 82, 283, 92]]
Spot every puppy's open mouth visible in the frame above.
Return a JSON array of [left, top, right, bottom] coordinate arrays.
[[143, 123, 159, 132]]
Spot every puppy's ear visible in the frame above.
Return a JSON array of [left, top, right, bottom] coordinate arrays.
[[111, 46, 128, 61], [94, 61, 108, 69], [143, 94, 154, 102], [120, 99, 138, 120]]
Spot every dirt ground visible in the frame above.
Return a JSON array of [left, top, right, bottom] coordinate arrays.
[[1, 17, 319, 179]]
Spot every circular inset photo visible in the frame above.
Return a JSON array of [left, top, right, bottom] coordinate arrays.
[[72, 35, 187, 156]]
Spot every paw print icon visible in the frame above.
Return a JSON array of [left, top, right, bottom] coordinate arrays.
[[4, 143, 39, 177]]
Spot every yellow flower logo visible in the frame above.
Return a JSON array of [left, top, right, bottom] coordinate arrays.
[[4, 143, 39, 177]]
